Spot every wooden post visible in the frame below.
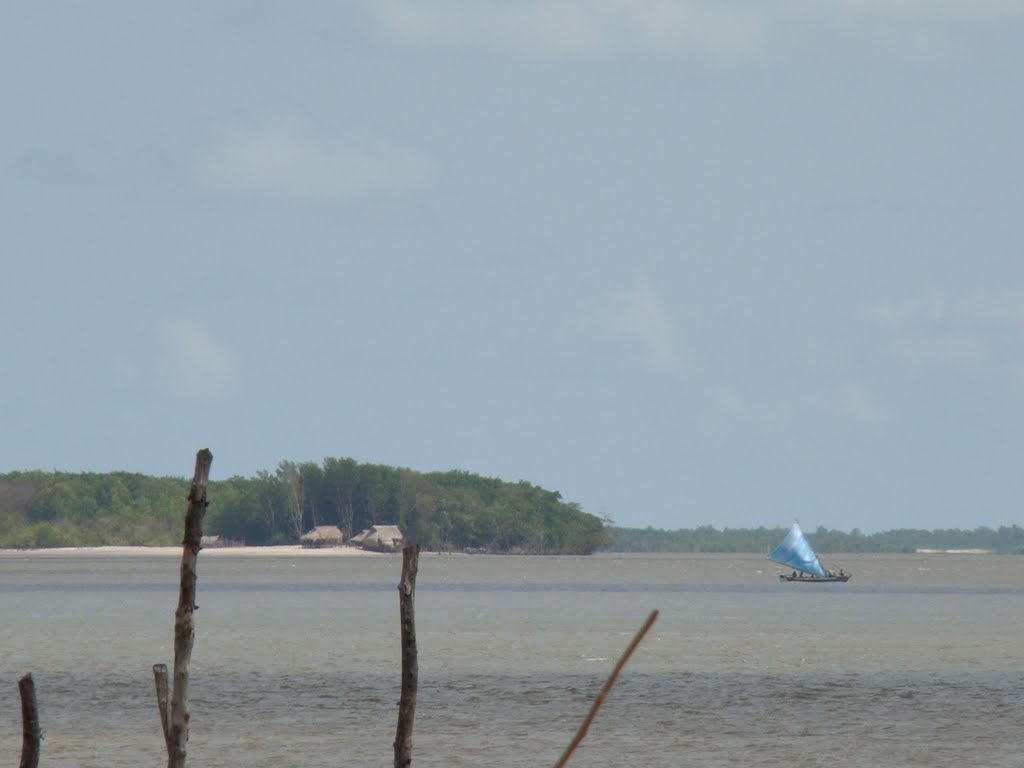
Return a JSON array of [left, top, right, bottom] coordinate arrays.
[[393, 544, 420, 768], [18, 673, 41, 768], [157, 448, 213, 768]]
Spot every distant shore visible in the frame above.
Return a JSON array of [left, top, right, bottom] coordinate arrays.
[[0, 544, 390, 557]]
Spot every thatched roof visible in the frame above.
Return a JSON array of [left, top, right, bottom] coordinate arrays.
[[350, 524, 404, 552], [300, 525, 345, 547]]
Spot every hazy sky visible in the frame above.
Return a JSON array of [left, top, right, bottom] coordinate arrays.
[[2, 2, 1022, 533]]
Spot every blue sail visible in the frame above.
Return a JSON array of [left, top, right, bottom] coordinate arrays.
[[767, 522, 826, 577]]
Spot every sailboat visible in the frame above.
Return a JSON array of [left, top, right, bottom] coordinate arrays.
[[767, 522, 851, 582]]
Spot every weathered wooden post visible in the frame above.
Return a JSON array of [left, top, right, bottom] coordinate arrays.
[[393, 543, 420, 768], [18, 673, 41, 768], [154, 448, 213, 768]]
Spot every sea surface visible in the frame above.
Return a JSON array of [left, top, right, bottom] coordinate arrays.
[[1, 551, 1022, 767]]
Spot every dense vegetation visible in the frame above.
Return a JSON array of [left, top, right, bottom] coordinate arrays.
[[0, 458, 611, 554], [3, 460, 1021, 555], [610, 524, 1024, 555]]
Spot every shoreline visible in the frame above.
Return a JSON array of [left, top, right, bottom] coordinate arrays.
[[0, 544, 391, 557]]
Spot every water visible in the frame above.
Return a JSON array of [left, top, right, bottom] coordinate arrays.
[[1, 551, 1023, 767]]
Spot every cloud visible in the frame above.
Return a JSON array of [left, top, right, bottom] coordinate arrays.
[[831, 381, 889, 428], [811, 0, 1020, 18], [370, 0, 765, 58], [156, 317, 234, 400], [193, 120, 433, 203], [608, 274, 682, 371], [958, 291, 1024, 329], [864, 291, 950, 330], [715, 386, 746, 416], [864, 290, 1024, 374], [866, 290, 1024, 331], [710, 382, 888, 440], [887, 332, 989, 371], [366, 0, 1023, 59]]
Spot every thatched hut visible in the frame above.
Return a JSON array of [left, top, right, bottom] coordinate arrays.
[[350, 524, 404, 552], [300, 525, 345, 548]]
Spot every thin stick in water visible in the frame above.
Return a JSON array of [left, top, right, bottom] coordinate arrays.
[[553, 609, 659, 768]]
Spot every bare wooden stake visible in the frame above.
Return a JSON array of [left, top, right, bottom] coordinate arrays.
[[553, 609, 659, 768], [393, 543, 420, 768], [161, 448, 213, 768], [153, 663, 171, 757], [18, 673, 41, 768]]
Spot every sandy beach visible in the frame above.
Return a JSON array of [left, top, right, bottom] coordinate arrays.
[[0, 544, 390, 557]]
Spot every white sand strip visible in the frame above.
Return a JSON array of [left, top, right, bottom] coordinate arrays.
[[0, 544, 390, 557]]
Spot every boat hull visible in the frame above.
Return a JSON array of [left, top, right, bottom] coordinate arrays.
[[780, 574, 851, 583]]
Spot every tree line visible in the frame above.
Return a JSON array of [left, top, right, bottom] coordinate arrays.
[[0, 457, 611, 554], [609, 524, 1024, 554], [3, 461, 1021, 555]]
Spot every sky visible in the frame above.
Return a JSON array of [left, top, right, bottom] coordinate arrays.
[[2, 2, 1023, 534]]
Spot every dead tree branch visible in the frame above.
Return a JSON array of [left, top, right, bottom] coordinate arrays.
[[154, 448, 213, 768], [553, 609, 659, 768], [152, 663, 170, 755]]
